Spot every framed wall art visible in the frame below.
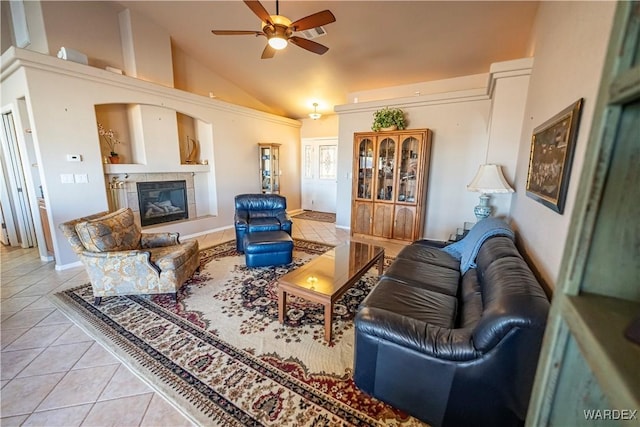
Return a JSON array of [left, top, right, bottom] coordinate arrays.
[[526, 98, 583, 214]]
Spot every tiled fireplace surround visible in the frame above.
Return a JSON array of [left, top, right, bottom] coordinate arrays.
[[105, 173, 196, 229]]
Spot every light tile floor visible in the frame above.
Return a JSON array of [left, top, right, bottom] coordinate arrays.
[[0, 217, 403, 426]]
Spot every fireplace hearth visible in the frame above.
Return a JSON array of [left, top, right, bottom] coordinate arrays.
[[137, 180, 188, 226]]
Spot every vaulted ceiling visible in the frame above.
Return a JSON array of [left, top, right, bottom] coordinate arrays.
[[117, 1, 539, 119]]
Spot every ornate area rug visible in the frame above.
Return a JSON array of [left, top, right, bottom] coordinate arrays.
[[51, 239, 426, 427], [292, 210, 336, 223]]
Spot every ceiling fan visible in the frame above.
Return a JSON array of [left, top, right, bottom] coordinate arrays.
[[211, 0, 336, 59]]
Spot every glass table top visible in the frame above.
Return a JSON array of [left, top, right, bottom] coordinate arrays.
[[278, 241, 384, 297]]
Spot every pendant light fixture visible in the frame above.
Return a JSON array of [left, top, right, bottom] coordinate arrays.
[[309, 103, 321, 120]]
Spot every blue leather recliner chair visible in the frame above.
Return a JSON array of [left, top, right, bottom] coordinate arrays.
[[234, 193, 293, 252]]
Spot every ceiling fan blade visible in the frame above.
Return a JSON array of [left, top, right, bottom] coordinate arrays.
[[290, 10, 336, 31], [244, 0, 272, 25], [261, 44, 276, 59], [211, 30, 264, 36], [289, 36, 329, 55]]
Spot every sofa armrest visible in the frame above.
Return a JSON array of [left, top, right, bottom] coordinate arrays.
[[141, 232, 180, 248], [79, 249, 161, 275], [275, 211, 291, 224], [235, 212, 249, 228], [413, 239, 449, 248], [355, 307, 480, 361]]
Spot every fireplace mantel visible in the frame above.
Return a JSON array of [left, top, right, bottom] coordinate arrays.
[[104, 164, 210, 174]]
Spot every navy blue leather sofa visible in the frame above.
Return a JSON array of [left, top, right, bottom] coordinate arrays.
[[234, 194, 292, 252], [353, 236, 549, 427]]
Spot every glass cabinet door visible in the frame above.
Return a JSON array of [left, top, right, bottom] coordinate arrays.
[[260, 146, 272, 193], [375, 137, 396, 201], [259, 143, 280, 194], [271, 146, 280, 193], [356, 138, 374, 199], [398, 136, 420, 203]]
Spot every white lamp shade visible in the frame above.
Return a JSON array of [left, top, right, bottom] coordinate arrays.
[[467, 164, 514, 193]]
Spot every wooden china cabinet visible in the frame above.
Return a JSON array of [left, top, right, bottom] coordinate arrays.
[[351, 129, 432, 242]]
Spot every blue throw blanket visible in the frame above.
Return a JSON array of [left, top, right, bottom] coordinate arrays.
[[442, 218, 515, 274]]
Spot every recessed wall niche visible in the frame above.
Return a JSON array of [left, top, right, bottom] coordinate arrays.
[[95, 104, 133, 163], [95, 104, 204, 166], [177, 112, 198, 164]]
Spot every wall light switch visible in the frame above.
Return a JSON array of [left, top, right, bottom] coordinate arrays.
[[74, 174, 88, 183], [60, 173, 74, 184], [66, 154, 82, 162]]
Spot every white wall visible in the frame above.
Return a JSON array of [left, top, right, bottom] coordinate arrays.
[[300, 115, 339, 139], [119, 8, 173, 87], [172, 45, 275, 115], [510, 1, 616, 288], [40, 1, 121, 68]]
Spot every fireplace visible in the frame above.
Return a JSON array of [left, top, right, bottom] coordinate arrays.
[[137, 180, 188, 226]]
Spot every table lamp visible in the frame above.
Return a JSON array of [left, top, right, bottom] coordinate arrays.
[[467, 164, 514, 220]]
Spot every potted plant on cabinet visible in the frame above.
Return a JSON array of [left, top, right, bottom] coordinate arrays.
[[371, 107, 407, 132], [98, 122, 122, 163]]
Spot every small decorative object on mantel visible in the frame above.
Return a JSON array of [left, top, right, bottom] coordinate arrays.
[[97, 122, 122, 164], [371, 107, 407, 132], [184, 136, 200, 164], [57, 47, 88, 65], [526, 98, 583, 214]]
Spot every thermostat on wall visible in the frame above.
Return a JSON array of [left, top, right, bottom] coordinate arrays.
[[66, 154, 82, 162]]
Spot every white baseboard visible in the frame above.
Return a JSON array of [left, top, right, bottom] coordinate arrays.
[[55, 260, 83, 271], [182, 224, 234, 240]]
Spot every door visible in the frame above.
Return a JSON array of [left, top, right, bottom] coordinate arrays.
[[372, 203, 393, 238], [0, 111, 36, 248], [301, 138, 337, 213], [352, 201, 372, 235], [0, 201, 12, 245], [393, 205, 417, 240]]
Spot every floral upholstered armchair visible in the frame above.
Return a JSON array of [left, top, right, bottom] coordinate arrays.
[[59, 208, 200, 305]]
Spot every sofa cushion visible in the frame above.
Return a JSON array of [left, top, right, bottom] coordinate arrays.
[[442, 218, 514, 274], [396, 243, 460, 270], [249, 209, 281, 219], [361, 278, 457, 328], [475, 236, 523, 276], [247, 217, 282, 233], [235, 194, 286, 212], [147, 240, 199, 271], [243, 231, 293, 254], [383, 258, 460, 297], [75, 208, 141, 252], [472, 258, 550, 351], [58, 211, 109, 254], [458, 269, 483, 328]]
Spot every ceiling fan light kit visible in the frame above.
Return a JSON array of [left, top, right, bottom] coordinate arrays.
[[211, 0, 336, 59], [268, 37, 288, 50], [264, 15, 291, 50]]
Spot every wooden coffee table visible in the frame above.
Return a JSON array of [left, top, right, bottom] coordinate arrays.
[[277, 241, 384, 343]]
